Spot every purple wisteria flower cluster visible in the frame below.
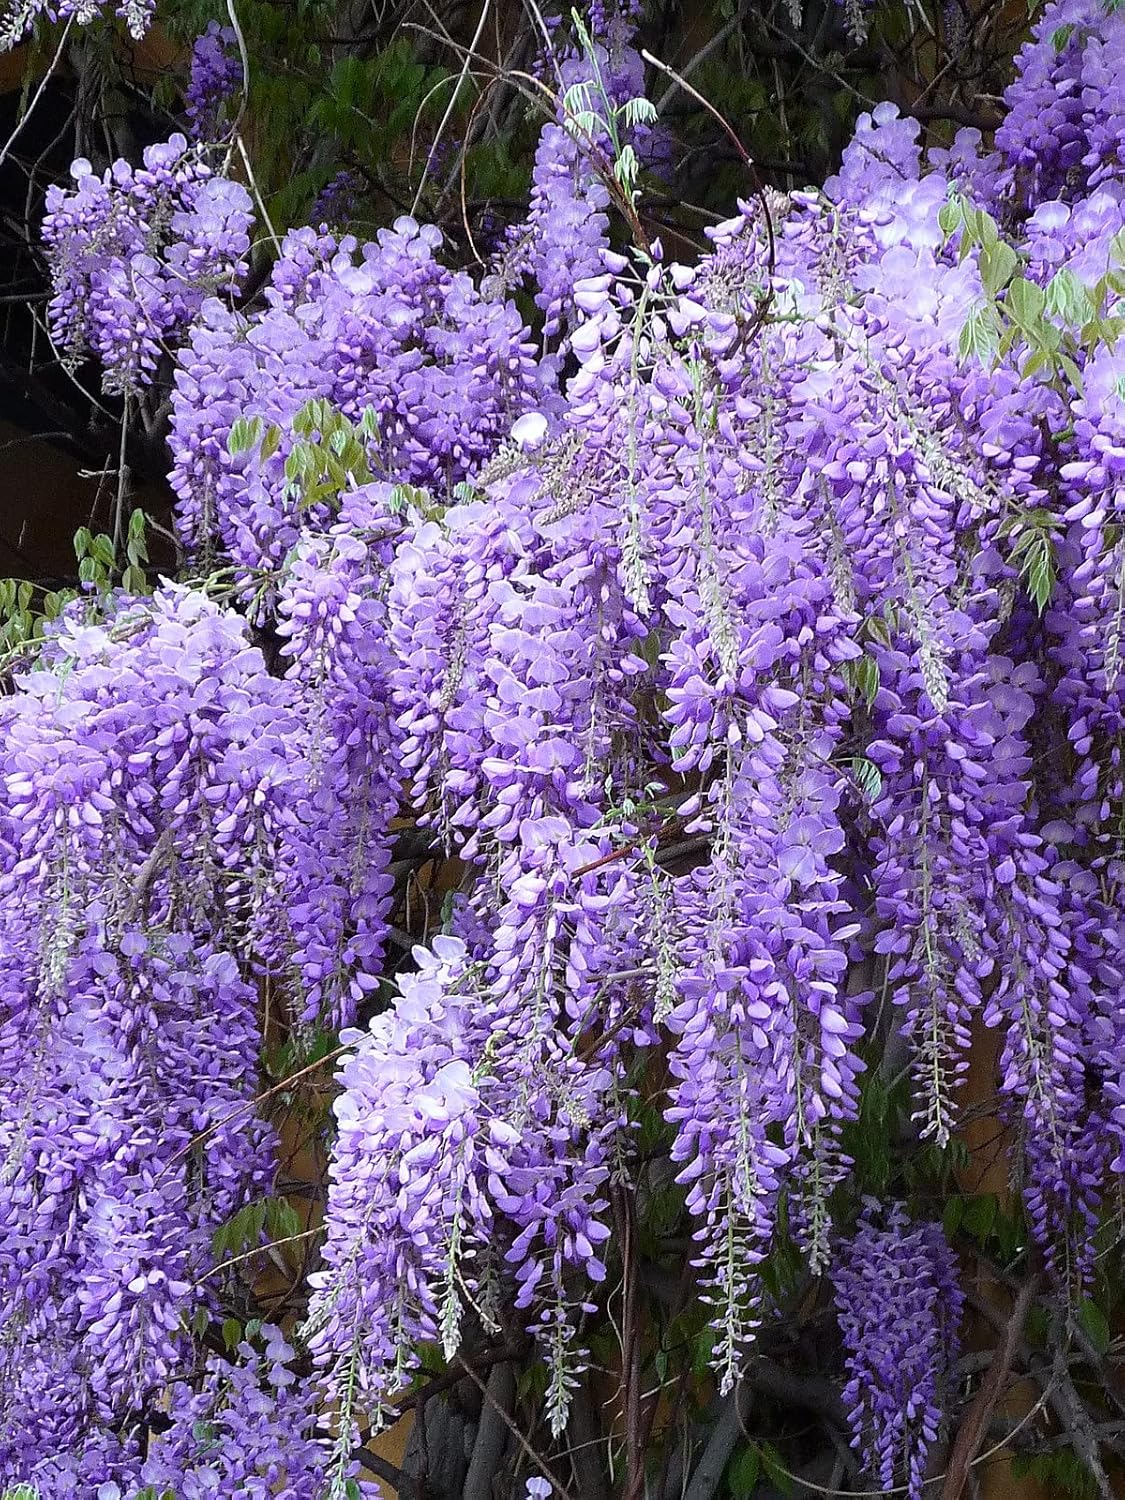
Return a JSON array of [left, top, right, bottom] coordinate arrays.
[[42, 135, 253, 394], [185, 21, 241, 142], [0, 0, 151, 48], [834, 1204, 963, 1499], [6, 0, 1125, 1491], [495, 15, 660, 341], [168, 216, 549, 574], [0, 584, 396, 1492]]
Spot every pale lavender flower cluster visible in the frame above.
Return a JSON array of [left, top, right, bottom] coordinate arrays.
[[12, 0, 1125, 1476], [169, 217, 548, 572], [1, 0, 151, 49], [992, 0, 1125, 210], [834, 1204, 962, 1499], [42, 136, 253, 393]]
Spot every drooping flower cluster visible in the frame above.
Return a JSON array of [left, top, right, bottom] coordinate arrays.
[[9, 0, 1125, 1484], [834, 1204, 963, 1499], [0, 589, 293, 1480], [42, 135, 253, 393], [168, 217, 549, 573], [496, 16, 657, 340], [185, 21, 241, 141], [274, 486, 405, 1029], [308, 931, 617, 1445], [1, 0, 152, 49]]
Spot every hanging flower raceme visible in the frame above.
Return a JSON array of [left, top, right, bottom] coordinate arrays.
[[169, 217, 549, 574], [833, 1204, 963, 1500], [42, 137, 253, 393], [0, 589, 297, 1469], [185, 21, 241, 141], [306, 930, 612, 1443], [495, 17, 656, 342], [274, 486, 405, 1030]]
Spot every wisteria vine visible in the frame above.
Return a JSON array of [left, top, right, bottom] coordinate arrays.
[[4, 0, 1125, 1495]]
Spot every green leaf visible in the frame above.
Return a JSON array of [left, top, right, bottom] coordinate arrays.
[[760, 1442, 794, 1496], [1058, 353, 1085, 392], [727, 1443, 761, 1498], [265, 1197, 303, 1242], [1046, 266, 1094, 325], [227, 416, 263, 456], [962, 1192, 998, 1240], [850, 756, 882, 802], [943, 1195, 964, 1238], [89, 534, 116, 569], [1077, 1298, 1110, 1355], [1021, 348, 1052, 380], [848, 652, 880, 706], [622, 96, 658, 127], [959, 301, 1003, 365], [692, 1326, 716, 1378], [260, 423, 283, 462], [980, 241, 1018, 297], [976, 208, 1000, 247], [938, 198, 963, 238], [212, 1199, 267, 1257], [222, 1316, 242, 1350], [1019, 530, 1057, 613], [1007, 276, 1047, 329]]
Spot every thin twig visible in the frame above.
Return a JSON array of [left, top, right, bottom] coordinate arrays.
[[0, 19, 73, 172], [236, 133, 281, 254], [411, 0, 491, 217], [456, 1354, 578, 1500], [192, 1225, 323, 1288], [159, 1038, 353, 1177], [940, 1271, 1039, 1499]]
